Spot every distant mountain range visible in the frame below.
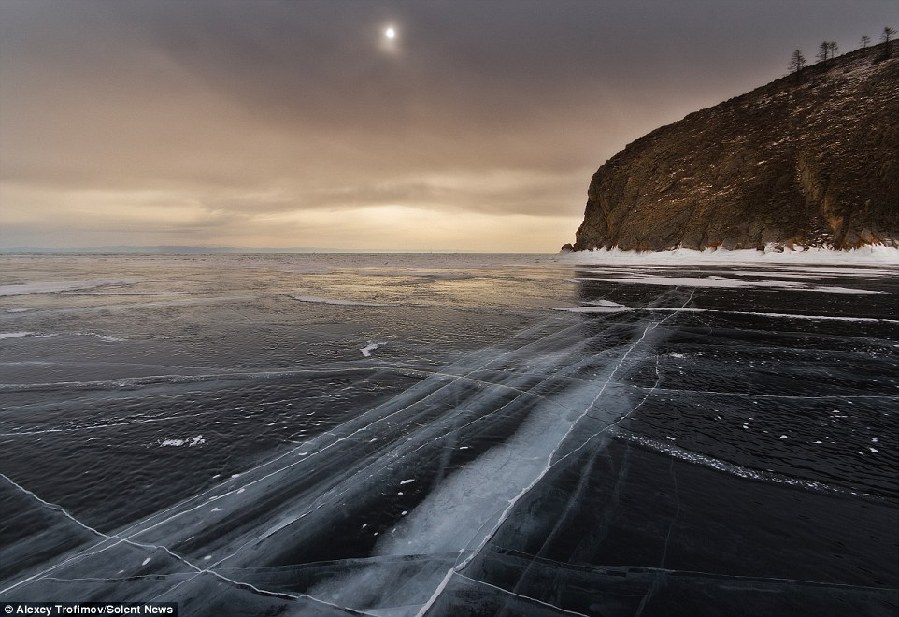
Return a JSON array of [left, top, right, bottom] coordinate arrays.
[[566, 41, 898, 252]]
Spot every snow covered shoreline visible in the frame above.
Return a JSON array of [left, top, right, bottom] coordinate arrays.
[[559, 245, 899, 265]]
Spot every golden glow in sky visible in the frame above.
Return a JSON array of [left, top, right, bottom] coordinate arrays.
[[1, 1, 895, 251]]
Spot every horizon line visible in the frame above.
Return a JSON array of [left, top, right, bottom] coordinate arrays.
[[0, 246, 556, 255]]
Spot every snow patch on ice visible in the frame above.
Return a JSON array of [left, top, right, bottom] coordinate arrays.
[[5, 308, 32, 313], [611, 428, 868, 498], [0, 331, 37, 339], [639, 308, 899, 324], [158, 435, 206, 447], [714, 310, 898, 323], [807, 286, 883, 295], [72, 332, 127, 342], [562, 245, 899, 265], [361, 341, 387, 357]]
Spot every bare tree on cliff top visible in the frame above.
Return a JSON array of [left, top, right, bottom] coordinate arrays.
[[817, 41, 829, 62], [789, 49, 807, 73], [883, 27, 896, 58], [828, 41, 838, 58], [861, 35, 870, 49]]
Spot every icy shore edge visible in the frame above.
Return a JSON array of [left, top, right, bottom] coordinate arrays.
[[559, 245, 899, 265]]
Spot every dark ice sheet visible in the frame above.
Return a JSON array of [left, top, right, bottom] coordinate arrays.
[[1, 254, 896, 616]]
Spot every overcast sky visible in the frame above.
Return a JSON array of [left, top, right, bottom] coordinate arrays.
[[1, 1, 896, 252]]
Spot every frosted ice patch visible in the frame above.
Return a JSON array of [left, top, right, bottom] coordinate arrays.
[[292, 295, 388, 307], [5, 308, 32, 313], [141, 558, 151, 566]]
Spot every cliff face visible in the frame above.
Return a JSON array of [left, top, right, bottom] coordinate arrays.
[[570, 43, 899, 251]]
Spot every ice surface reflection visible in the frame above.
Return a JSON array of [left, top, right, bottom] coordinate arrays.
[[0, 255, 896, 616]]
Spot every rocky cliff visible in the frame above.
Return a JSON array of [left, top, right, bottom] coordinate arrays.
[[568, 42, 899, 252]]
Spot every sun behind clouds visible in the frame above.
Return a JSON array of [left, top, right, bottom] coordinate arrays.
[[379, 22, 399, 53]]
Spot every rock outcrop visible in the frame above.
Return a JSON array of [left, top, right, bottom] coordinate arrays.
[[569, 42, 899, 251]]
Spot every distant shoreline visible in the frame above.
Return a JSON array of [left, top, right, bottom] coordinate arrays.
[[559, 245, 899, 265], [1, 246, 896, 265]]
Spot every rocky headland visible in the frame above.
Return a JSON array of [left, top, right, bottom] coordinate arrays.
[[567, 42, 899, 252]]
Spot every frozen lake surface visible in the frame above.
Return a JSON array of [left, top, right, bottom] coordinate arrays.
[[1, 253, 897, 616]]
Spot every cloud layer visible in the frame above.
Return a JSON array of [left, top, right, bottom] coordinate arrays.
[[1, 1, 896, 251]]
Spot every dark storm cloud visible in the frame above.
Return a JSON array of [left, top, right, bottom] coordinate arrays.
[[1, 0, 896, 250]]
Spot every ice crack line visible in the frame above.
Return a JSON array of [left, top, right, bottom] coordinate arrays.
[[0, 474, 356, 611], [660, 461, 681, 569], [455, 572, 591, 617], [417, 290, 695, 617]]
